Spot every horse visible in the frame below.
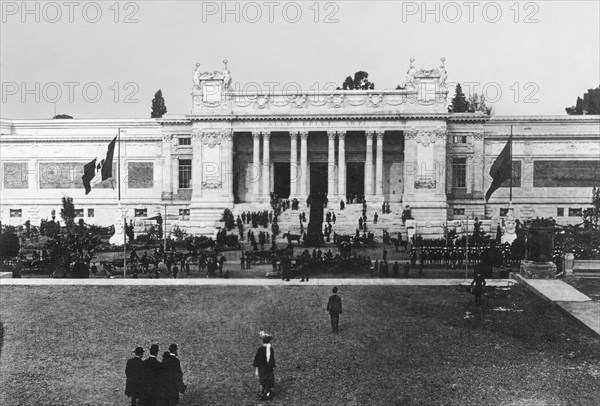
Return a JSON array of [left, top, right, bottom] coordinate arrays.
[[282, 232, 302, 244]]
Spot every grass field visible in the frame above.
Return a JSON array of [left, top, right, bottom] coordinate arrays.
[[1, 284, 599, 406]]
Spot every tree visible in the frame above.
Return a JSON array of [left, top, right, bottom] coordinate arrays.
[[583, 186, 600, 229], [0, 229, 20, 259], [339, 71, 374, 90], [448, 83, 469, 113], [566, 86, 600, 115], [60, 196, 76, 235], [53, 114, 73, 119], [151, 89, 167, 118], [467, 93, 493, 115]]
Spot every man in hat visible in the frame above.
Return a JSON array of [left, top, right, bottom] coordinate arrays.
[[470, 271, 487, 306], [125, 347, 145, 406], [326, 287, 343, 333], [141, 344, 163, 406], [253, 331, 276, 401], [162, 344, 187, 406]]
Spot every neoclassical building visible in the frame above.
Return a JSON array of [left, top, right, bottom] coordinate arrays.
[[1, 61, 599, 236]]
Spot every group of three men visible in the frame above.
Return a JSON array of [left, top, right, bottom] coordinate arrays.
[[125, 343, 186, 406]]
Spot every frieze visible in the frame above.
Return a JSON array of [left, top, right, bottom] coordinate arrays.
[[368, 94, 383, 108], [328, 94, 345, 108]]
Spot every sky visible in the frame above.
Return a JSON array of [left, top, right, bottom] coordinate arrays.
[[1, 0, 599, 119]]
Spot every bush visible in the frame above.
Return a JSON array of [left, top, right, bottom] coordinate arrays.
[[0, 231, 20, 258]]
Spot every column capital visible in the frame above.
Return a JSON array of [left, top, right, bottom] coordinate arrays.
[[338, 132, 346, 141], [192, 129, 203, 140], [366, 131, 374, 140], [289, 132, 298, 140], [222, 130, 233, 141], [328, 131, 337, 140], [252, 131, 262, 139], [404, 128, 418, 139], [375, 130, 385, 140], [262, 132, 271, 140], [298, 131, 309, 140]]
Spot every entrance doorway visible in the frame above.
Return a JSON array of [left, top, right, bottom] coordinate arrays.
[[310, 163, 328, 195], [346, 163, 364, 198], [273, 162, 290, 198]]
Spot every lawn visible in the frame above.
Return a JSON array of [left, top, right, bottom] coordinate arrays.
[[1, 284, 598, 406]]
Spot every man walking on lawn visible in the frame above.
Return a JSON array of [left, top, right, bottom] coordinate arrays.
[[327, 287, 343, 333]]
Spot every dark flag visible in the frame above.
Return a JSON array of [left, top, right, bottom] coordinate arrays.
[[82, 136, 117, 195], [485, 133, 512, 202]]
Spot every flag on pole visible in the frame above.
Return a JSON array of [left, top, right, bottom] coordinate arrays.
[[485, 133, 513, 202], [82, 136, 117, 195]]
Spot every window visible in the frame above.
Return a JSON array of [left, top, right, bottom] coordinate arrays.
[[453, 135, 467, 144], [453, 208, 465, 216], [135, 209, 148, 217], [179, 208, 190, 220], [178, 137, 191, 146], [179, 159, 192, 189], [10, 209, 22, 218], [557, 208, 564, 217], [568, 208, 582, 217], [87, 209, 95, 218], [500, 208, 510, 217], [74, 209, 84, 218], [452, 158, 467, 188]]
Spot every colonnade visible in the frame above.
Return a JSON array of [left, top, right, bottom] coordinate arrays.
[[250, 130, 386, 201]]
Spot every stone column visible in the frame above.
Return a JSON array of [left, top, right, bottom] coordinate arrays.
[[365, 131, 374, 196], [375, 130, 384, 198], [161, 134, 173, 197], [328, 131, 336, 197], [289, 132, 298, 197], [262, 132, 271, 199], [225, 131, 234, 204], [338, 132, 346, 201], [252, 132, 261, 200], [191, 131, 204, 199], [299, 131, 308, 197]]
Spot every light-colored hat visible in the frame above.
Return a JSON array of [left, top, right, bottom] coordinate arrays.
[[259, 331, 273, 343]]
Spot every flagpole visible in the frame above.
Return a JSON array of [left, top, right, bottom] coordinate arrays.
[[509, 125, 513, 205], [119, 128, 127, 279], [465, 215, 469, 280]]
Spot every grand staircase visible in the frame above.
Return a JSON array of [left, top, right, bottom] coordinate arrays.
[[223, 202, 408, 244]]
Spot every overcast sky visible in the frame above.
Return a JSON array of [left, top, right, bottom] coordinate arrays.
[[1, 0, 599, 119]]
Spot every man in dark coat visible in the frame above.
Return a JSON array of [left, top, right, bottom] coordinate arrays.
[[125, 347, 145, 406], [470, 271, 487, 306], [162, 344, 186, 406], [141, 344, 163, 406], [326, 287, 343, 333], [253, 332, 276, 401]]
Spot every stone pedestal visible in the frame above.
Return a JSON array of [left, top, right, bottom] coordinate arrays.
[[520, 260, 557, 279], [109, 204, 126, 246], [563, 253, 575, 275]]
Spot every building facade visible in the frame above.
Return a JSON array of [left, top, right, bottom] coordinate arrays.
[[1, 61, 599, 236]]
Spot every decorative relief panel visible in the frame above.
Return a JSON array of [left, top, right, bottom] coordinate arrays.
[[202, 181, 222, 189], [414, 179, 437, 189], [3, 162, 28, 189], [128, 162, 154, 189]]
